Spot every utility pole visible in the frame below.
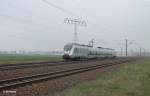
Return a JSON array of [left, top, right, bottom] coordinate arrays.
[[64, 18, 87, 44], [74, 23, 77, 43], [120, 47, 123, 56], [124, 39, 135, 56], [91, 39, 94, 47], [144, 49, 146, 57], [125, 39, 128, 56], [88, 39, 94, 47], [140, 47, 142, 57]]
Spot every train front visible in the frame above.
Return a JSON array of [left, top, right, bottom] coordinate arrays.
[[63, 44, 73, 60]]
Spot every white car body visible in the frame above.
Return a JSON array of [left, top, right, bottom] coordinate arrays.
[[63, 43, 116, 60]]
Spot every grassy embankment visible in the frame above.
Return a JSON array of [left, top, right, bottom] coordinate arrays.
[[59, 58, 150, 96], [0, 54, 63, 64]]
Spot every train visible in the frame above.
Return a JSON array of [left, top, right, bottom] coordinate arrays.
[[63, 43, 116, 60]]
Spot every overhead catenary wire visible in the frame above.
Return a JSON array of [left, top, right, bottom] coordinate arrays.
[[0, 13, 71, 43], [41, 0, 104, 35], [1, 1, 123, 45], [41, 0, 82, 18], [41, 0, 99, 28], [0, 1, 85, 45]]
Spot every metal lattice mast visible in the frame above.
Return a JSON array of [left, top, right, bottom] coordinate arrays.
[[64, 18, 87, 44]]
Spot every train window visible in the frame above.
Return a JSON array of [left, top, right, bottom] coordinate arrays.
[[74, 48, 77, 53], [76, 48, 79, 53], [81, 48, 83, 53], [64, 44, 73, 51]]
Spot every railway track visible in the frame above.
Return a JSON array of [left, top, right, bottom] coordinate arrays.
[[0, 58, 135, 91], [0, 59, 115, 71], [0, 60, 86, 71], [0, 60, 66, 71]]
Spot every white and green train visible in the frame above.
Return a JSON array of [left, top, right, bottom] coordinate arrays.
[[63, 43, 116, 60]]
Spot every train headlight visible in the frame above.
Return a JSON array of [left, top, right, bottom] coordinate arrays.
[[64, 51, 70, 54]]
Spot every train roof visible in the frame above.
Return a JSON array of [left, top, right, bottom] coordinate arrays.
[[97, 47, 114, 50], [65, 43, 114, 50], [66, 43, 93, 47]]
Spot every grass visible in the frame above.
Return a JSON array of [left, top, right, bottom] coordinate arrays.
[[59, 59, 150, 96], [0, 54, 63, 64]]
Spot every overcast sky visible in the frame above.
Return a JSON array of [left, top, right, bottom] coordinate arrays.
[[0, 0, 150, 52]]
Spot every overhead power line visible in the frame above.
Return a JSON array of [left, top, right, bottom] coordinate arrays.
[[41, 0, 81, 18], [41, 0, 102, 33]]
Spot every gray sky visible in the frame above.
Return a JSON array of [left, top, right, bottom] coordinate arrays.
[[0, 0, 150, 52]]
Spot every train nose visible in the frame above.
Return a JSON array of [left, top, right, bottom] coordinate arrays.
[[63, 54, 70, 59]]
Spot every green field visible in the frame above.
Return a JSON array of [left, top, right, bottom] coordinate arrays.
[[0, 54, 63, 64], [58, 58, 150, 96]]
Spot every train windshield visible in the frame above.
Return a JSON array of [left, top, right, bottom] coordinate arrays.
[[64, 44, 73, 51]]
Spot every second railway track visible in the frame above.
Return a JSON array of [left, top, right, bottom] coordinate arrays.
[[0, 58, 136, 91], [0, 59, 117, 71], [0, 60, 93, 71]]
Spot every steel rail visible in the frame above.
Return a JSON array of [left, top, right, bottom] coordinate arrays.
[[0, 59, 135, 91], [0, 59, 115, 71]]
